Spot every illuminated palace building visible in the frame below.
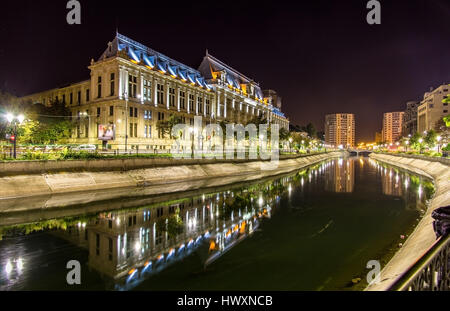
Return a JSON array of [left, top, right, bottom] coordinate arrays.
[[22, 33, 289, 150]]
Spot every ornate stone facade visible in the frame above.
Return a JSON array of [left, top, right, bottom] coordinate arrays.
[[21, 33, 289, 150]]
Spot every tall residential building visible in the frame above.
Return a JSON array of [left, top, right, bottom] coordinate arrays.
[[382, 112, 404, 143], [21, 32, 289, 150], [402, 101, 419, 136], [324, 113, 355, 148], [417, 84, 450, 134]]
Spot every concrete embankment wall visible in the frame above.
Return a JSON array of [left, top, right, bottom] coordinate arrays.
[[366, 153, 450, 291], [0, 152, 342, 201]]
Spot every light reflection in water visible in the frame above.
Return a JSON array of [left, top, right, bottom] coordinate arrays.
[[0, 157, 435, 291]]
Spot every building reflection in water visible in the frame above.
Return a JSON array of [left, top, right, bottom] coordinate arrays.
[[51, 175, 298, 290], [368, 159, 433, 211], [324, 158, 355, 193], [0, 158, 434, 290]]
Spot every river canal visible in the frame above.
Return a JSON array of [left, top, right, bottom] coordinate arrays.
[[0, 157, 434, 291]]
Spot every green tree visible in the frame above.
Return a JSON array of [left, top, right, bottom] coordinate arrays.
[[424, 129, 437, 149], [409, 132, 422, 150]]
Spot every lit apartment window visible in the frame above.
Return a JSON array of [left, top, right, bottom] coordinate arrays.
[[144, 125, 152, 138], [128, 75, 137, 98], [143, 79, 152, 101], [157, 84, 164, 105], [144, 110, 152, 120], [169, 88, 175, 107], [110, 73, 115, 96]]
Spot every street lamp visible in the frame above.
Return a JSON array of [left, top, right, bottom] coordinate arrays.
[[4, 113, 25, 159]]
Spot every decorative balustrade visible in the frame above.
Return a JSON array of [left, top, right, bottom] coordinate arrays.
[[388, 234, 450, 291]]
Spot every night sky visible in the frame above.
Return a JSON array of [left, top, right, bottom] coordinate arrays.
[[0, 0, 448, 142]]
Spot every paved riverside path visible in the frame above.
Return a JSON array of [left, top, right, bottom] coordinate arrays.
[[366, 153, 450, 291]]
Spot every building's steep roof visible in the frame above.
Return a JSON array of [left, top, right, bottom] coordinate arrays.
[[99, 33, 211, 89], [198, 53, 264, 100]]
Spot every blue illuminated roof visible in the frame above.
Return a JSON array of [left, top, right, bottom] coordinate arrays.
[[101, 33, 209, 88]]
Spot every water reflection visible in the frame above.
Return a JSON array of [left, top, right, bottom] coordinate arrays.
[[324, 159, 355, 193], [0, 157, 435, 291]]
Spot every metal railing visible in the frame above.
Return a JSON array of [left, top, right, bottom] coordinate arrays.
[[388, 234, 450, 291]]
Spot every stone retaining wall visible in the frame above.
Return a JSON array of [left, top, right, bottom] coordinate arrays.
[[366, 153, 450, 291], [0, 152, 342, 202]]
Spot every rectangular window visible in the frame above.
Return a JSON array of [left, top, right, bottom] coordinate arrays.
[[86, 89, 90, 102], [189, 94, 194, 112], [158, 112, 165, 121], [70, 93, 73, 105], [148, 125, 152, 138], [143, 79, 152, 101], [97, 107, 101, 117], [130, 123, 133, 138], [77, 91, 81, 105], [62, 94, 66, 104], [206, 99, 210, 115], [128, 75, 137, 98], [134, 107, 138, 118], [134, 123, 138, 137], [110, 106, 114, 116], [144, 125, 148, 138], [110, 73, 115, 96], [97, 76, 102, 98], [169, 88, 175, 107], [180, 91, 186, 109], [157, 84, 164, 105], [198, 97, 203, 113], [144, 110, 152, 120], [130, 107, 133, 118]]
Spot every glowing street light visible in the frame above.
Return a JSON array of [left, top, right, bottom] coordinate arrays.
[[3, 112, 26, 159]]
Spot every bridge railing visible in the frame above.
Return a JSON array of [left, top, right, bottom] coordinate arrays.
[[388, 234, 450, 291]]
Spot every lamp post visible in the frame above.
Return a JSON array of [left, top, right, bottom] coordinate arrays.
[[81, 112, 91, 141], [5, 113, 25, 159], [437, 136, 442, 153]]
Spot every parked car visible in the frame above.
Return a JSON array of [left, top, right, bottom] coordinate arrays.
[[73, 144, 97, 152]]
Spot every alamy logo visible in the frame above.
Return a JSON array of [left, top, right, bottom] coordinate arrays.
[[170, 116, 280, 170], [366, 0, 381, 25], [66, 260, 81, 285], [366, 260, 381, 285], [66, 0, 81, 25]]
